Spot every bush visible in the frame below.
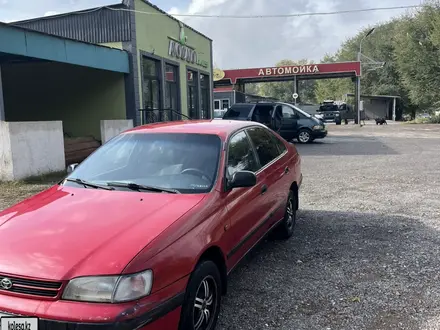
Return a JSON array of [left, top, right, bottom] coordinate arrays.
[[429, 115, 440, 123]]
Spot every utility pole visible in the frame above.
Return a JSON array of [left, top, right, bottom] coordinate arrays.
[[357, 27, 375, 127]]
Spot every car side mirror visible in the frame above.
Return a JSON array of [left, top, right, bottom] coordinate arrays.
[[66, 163, 79, 174], [228, 171, 257, 190]]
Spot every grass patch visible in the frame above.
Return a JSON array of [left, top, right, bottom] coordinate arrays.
[[0, 171, 67, 187], [404, 116, 440, 124]]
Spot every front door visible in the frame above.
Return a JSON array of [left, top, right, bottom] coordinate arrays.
[[275, 104, 298, 141], [222, 129, 267, 268]]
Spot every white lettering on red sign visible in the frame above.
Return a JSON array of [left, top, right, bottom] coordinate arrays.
[[257, 65, 319, 76]]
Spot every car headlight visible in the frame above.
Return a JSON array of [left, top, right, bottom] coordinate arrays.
[[312, 125, 324, 130], [62, 270, 153, 303]]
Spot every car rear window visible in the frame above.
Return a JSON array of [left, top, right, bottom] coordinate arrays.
[[223, 104, 254, 120]]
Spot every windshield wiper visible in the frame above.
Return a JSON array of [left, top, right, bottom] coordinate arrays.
[[106, 182, 180, 194], [65, 178, 115, 190]]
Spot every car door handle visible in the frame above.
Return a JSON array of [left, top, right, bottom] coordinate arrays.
[[261, 184, 268, 195], [284, 167, 290, 174]]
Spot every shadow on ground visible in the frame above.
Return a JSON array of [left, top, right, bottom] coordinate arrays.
[[293, 136, 399, 157], [218, 210, 440, 330]]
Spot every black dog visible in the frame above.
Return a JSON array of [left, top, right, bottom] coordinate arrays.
[[375, 118, 387, 125]]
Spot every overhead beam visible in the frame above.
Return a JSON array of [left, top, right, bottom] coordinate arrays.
[[0, 22, 129, 73]]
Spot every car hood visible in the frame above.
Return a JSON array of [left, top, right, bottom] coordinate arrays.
[[0, 185, 205, 280]]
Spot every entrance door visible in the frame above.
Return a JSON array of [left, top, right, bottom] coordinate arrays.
[[187, 70, 199, 119]]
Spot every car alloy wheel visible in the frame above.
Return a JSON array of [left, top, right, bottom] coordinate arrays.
[[285, 198, 295, 231], [179, 260, 222, 330], [272, 191, 297, 240], [193, 276, 217, 330], [298, 130, 311, 143]]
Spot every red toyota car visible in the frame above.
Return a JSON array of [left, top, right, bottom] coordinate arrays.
[[0, 120, 302, 330]]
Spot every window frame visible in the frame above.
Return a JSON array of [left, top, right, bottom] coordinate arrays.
[[141, 55, 162, 112], [281, 105, 297, 119], [225, 129, 261, 180], [264, 128, 288, 155], [186, 65, 212, 120], [163, 59, 181, 117], [223, 127, 262, 191], [245, 126, 288, 171]]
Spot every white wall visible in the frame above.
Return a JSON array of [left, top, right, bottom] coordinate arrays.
[[0, 121, 65, 181], [100, 120, 134, 144], [0, 121, 13, 180]]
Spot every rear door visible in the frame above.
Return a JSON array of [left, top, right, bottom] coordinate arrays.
[[223, 104, 255, 121], [274, 104, 299, 141]]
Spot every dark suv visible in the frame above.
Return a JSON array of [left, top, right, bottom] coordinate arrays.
[[223, 102, 327, 143]]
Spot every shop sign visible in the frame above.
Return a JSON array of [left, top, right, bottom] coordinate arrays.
[[258, 65, 319, 76], [168, 23, 208, 68], [213, 68, 225, 81]]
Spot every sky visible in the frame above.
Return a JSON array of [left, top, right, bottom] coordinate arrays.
[[0, 0, 423, 69]]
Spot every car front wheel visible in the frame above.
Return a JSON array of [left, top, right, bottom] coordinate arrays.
[[297, 129, 312, 144], [179, 260, 222, 330]]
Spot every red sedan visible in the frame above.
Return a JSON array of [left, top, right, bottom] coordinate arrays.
[[0, 120, 302, 330]]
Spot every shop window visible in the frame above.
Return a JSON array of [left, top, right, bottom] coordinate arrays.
[[142, 57, 161, 112], [165, 63, 178, 117], [222, 99, 230, 110], [187, 70, 199, 119], [200, 73, 210, 119]]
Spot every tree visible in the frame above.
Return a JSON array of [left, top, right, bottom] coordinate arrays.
[[394, 4, 440, 111]]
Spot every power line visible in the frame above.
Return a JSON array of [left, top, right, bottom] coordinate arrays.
[[106, 4, 423, 19]]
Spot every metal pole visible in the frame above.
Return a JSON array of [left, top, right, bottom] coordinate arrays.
[[293, 76, 297, 105], [357, 50, 362, 127], [392, 97, 397, 121], [0, 65, 5, 122]]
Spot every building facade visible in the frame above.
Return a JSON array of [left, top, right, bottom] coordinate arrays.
[[13, 0, 213, 125]]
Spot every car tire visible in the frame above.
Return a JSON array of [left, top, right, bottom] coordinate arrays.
[[273, 190, 297, 240], [297, 129, 312, 144], [335, 120, 342, 125], [179, 260, 222, 330]]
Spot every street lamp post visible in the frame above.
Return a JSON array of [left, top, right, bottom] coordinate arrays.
[[357, 27, 375, 127]]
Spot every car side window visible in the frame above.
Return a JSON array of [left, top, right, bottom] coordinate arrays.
[[227, 131, 260, 178], [266, 130, 287, 154], [282, 105, 297, 119], [246, 127, 282, 167]]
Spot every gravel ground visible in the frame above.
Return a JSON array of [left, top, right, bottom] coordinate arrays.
[[217, 122, 440, 330], [1, 122, 439, 330]]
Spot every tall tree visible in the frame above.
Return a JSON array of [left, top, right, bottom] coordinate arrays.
[[394, 4, 440, 110]]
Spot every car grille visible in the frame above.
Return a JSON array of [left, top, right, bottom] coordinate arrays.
[[0, 274, 63, 298]]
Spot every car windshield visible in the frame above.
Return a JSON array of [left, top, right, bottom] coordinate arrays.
[[63, 133, 222, 194]]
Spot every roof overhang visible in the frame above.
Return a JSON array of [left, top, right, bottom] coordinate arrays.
[[345, 93, 401, 99], [0, 22, 129, 73], [214, 62, 361, 85]]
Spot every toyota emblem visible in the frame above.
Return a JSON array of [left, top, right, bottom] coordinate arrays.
[[0, 277, 13, 290]]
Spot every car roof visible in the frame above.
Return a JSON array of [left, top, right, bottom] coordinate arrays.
[[123, 119, 267, 139]]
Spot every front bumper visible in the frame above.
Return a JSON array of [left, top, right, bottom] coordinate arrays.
[[1, 294, 183, 330], [0, 275, 189, 330], [312, 129, 328, 139]]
